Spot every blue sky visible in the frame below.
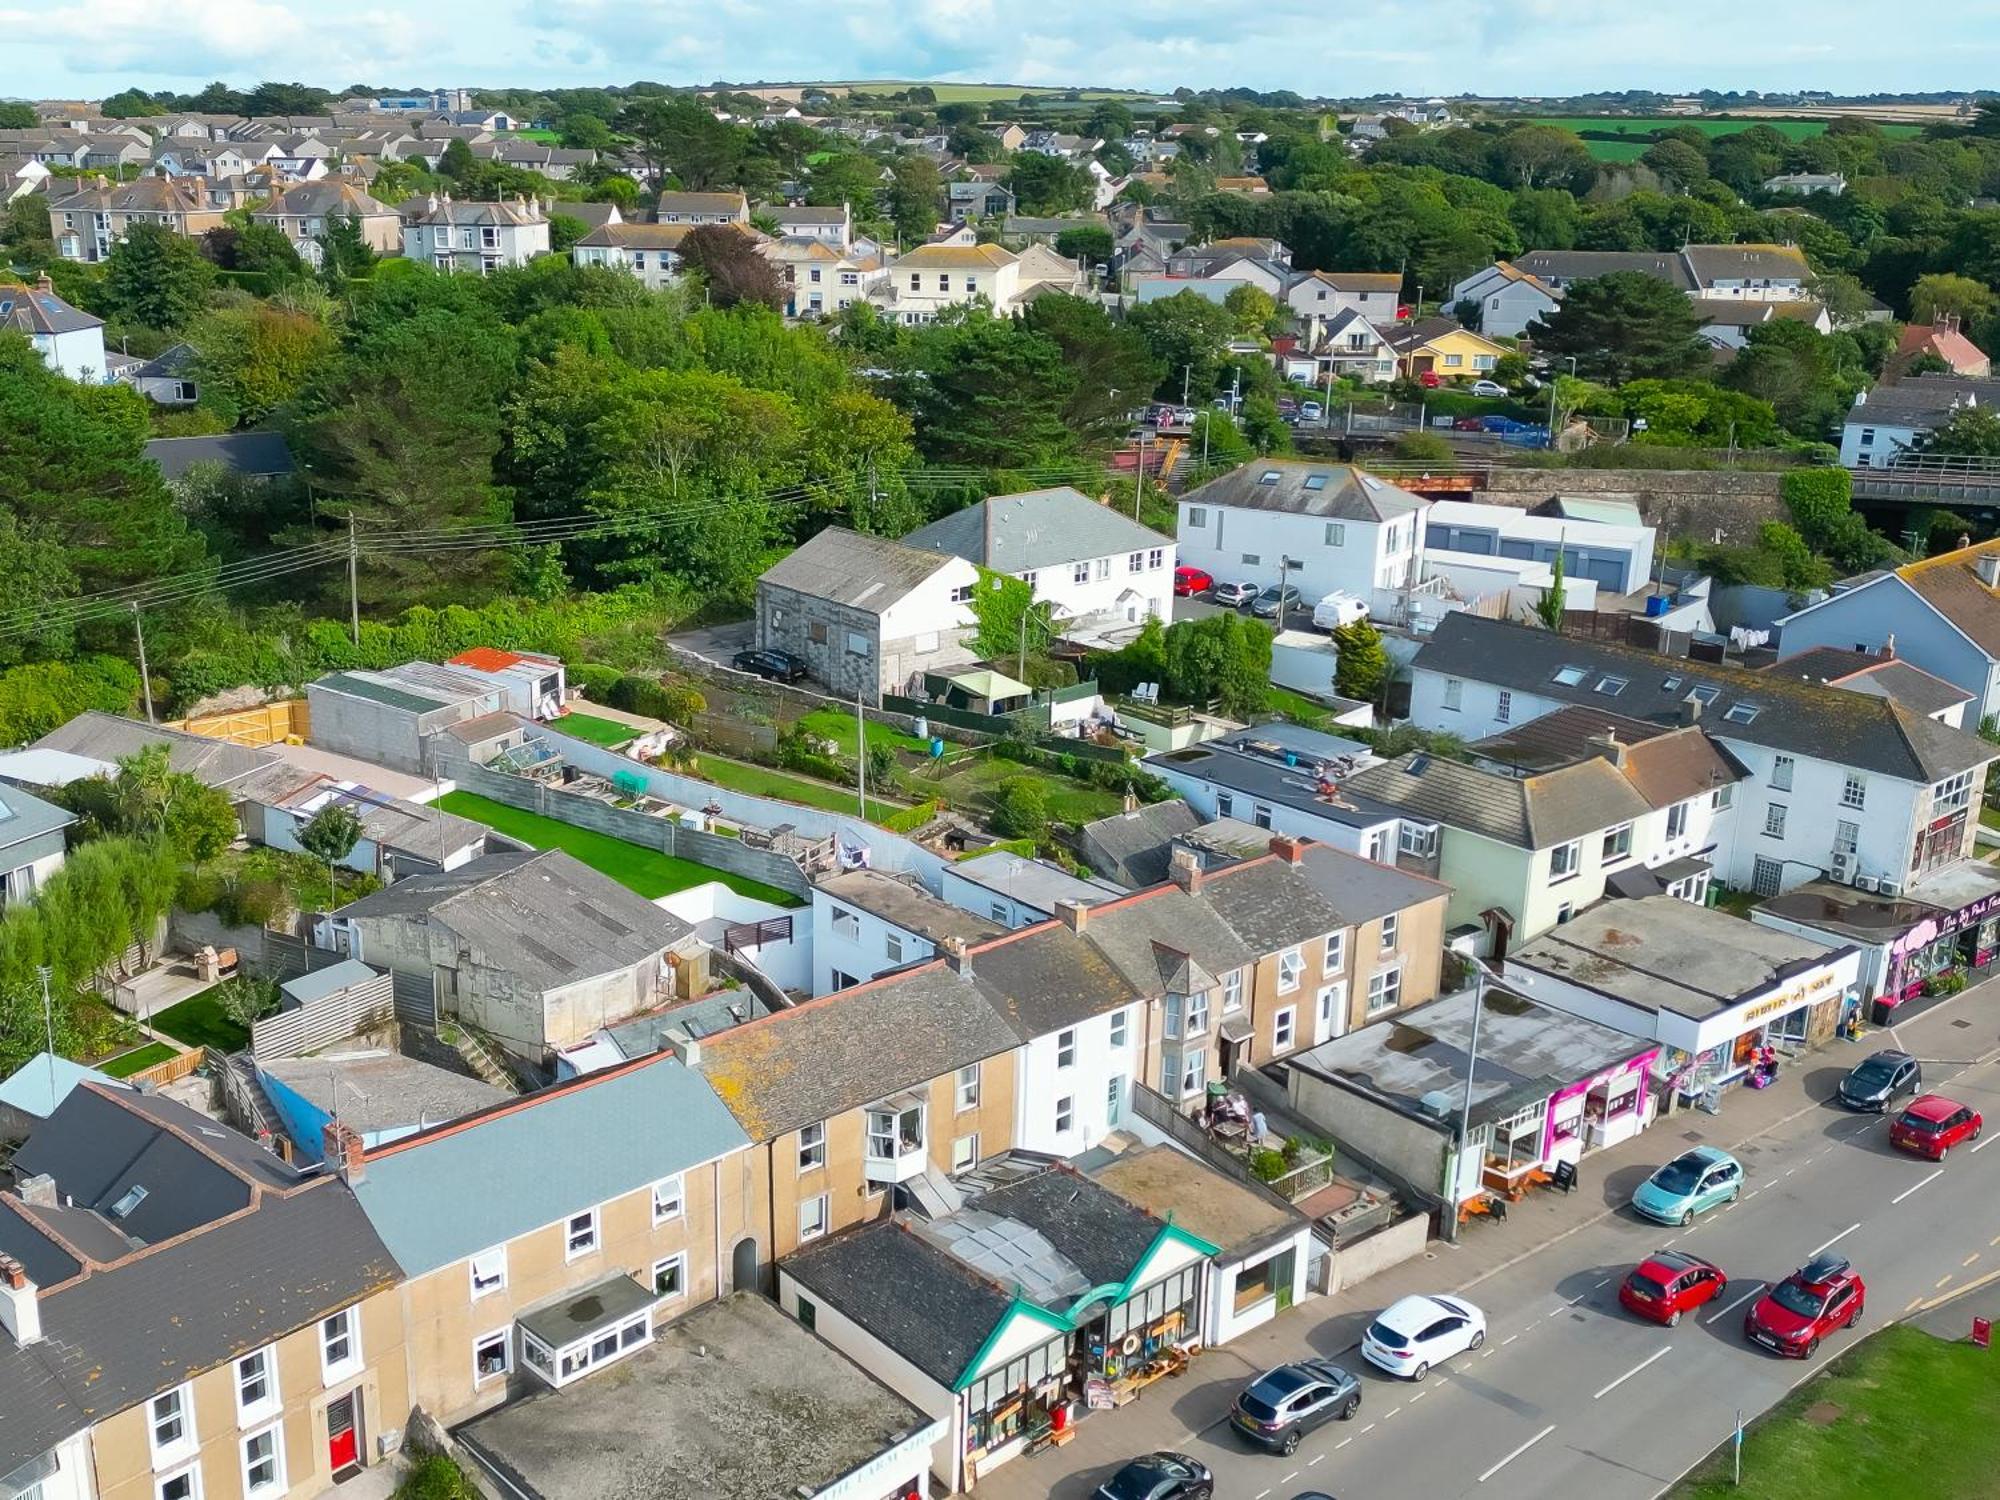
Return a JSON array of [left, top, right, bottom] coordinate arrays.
[[3, 0, 1996, 102]]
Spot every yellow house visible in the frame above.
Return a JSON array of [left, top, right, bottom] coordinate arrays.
[[1387, 316, 1511, 381]]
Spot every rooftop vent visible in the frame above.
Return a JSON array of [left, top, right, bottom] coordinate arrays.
[[107, 1184, 148, 1220]]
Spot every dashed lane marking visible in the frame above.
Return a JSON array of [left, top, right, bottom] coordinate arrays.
[[1893, 1169, 1944, 1205], [1310, 1453, 1326, 1466], [1595, 1346, 1671, 1400], [1811, 1223, 1862, 1256], [1479, 1425, 1557, 1483], [1708, 1283, 1766, 1325]]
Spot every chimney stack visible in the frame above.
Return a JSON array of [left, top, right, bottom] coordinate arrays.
[[1054, 898, 1092, 932], [321, 1120, 366, 1185], [1585, 729, 1628, 769], [1882, 633, 1896, 660], [662, 1026, 701, 1068], [0, 1254, 41, 1345], [1268, 834, 1307, 866], [16, 1174, 56, 1208], [941, 935, 973, 975], [1976, 555, 2000, 590], [1166, 846, 1204, 895], [1679, 693, 1703, 726]]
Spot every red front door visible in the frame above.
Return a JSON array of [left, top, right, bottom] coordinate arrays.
[[328, 1392, 360, 1476]]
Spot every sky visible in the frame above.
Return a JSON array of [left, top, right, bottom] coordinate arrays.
[[3, 0, 1997, 103]]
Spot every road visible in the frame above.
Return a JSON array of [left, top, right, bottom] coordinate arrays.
[[994, 993, 2000, 1500]]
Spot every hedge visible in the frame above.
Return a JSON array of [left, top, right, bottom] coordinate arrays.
[[0, 655, 142, 749]]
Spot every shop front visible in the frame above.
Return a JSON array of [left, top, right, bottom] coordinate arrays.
[[1548, 1048, 1658, 1157], [1653, 953, 1860, 1106], [958, 1323, 1074, 1485]]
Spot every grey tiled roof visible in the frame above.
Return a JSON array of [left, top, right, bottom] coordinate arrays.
[[1415, 612, 1996, 782], [1291, 842, 1451, 926], [143, 430, 295, 479], [901, 487, 1169, 575], [1195, 856, 1352, 954], [31, 711, 281, 788], [0, 783, 74, 853], [962, 923, 1142, 1042], [1846, 374, 2000, 427], [1078, 800, 1203, 888], [0, 280, 101, 337], [968, 1166, 1170, 1288], [1340, 749, 1652, 850], [1514, 249, 1695, 289], [1180, 461, 1427, 523], [815, 869, 1005, 946], [759, 525, 959, 614]]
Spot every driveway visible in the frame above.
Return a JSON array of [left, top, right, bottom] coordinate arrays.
[[665, 618, 755, 667]]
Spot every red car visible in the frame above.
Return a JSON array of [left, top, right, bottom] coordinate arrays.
[[1890, 1094, 1983, 1159], [1174, 566, 1215, 597], [1744, 1254, 1864, 1358], [1618, 1250, 1728, 1327]]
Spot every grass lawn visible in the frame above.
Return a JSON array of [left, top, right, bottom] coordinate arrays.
[[1266, 686, 1340, 724], [438, 791, 801, 906], [1674, 1325, 2000, 1498], [796, 707, 928, 757], [100, 1041, 178, 1078], [509, 127, 561, 142], [1522, 115, 1924, 141], [913, 753, 1125, 826], [1980, 802, 2000, 831], [691, 755, 905, 823], [834, 79, 1149, 104], [150, 991, 251, 1053], [552, 712, 637, 749]]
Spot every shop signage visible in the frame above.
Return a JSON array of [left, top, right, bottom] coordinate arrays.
[[1735, 966, 1842, 1026], [1085, 1377, 1115, 1410], [1890, 890, 2000, 960]]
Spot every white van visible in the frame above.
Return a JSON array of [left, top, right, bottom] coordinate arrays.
[[1312, 591, 1370, 631]]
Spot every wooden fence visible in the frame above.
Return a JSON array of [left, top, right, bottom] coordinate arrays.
[[164, 700, 310, 746], [125, 1045, 221, 1089]]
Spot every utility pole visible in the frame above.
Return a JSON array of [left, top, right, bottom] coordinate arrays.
[[854, 681, 867, 818], [1456, 961, 1491, 1209], [1133, 430, 1147, 519], [1181, 364, 1191, 408], [36, 967, 55, 1102], [130, 603, 154, 724], [346, 514, 361, 645]]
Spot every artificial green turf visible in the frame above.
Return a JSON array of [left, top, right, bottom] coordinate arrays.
[[690, 754, 905, 823], [550, 712, 638, 748], [1675, 1324, 2000, 1499], [148, 992, 251, 1052], [437, 790, 802, 906], [100, 1041, 178, 1077]]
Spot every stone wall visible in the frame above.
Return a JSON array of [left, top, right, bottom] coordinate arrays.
[[1480, 467, 1787, 546]]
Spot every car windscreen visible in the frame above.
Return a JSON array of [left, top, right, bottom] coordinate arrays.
[[1849, 1058, 1898, 1088], [1898, 1112, 1946, 1133], [1366, 1320, 1409, 1348], [1768, 1281, 1828, 1318], [1651, 1159, 1704, 1194]]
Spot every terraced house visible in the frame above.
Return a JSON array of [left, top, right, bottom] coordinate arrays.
[[45, 176, 226, 261]]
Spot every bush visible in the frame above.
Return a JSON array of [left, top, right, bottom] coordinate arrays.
[[571, 662, 621, 700], [395, 1455, 479, 1500], [880, 799, 941, 834], [1391, 431, 1457, 466], [1248, 1148, 1290, 1183], [1923, 969, 1967, 997], [990, 777, 1050, 839]]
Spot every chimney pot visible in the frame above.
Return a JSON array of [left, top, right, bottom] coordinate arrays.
[[1585, 730, 1628, 769], [0, 1252, 40, 1345], [1680, 693, 1703, 726], [940, 935, 973, 975], [321, 1120, 366, 1184], [1166, 846, 1204, 895], [1054, 899, 1091, 933]]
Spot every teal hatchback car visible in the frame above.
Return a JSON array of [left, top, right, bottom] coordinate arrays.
[[1631, 1146, 1743, 1226]]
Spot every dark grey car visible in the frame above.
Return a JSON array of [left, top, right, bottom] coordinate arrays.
[[1230, 1359, 1362, 1455], [1249, 584, 1302, 619], [1837, 1049, 1921, 1111]]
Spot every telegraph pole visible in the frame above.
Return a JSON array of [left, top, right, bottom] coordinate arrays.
[[854, 682, 867, 818], [131, 604, 154, 723], [1133, 430, 1147, 519], [346, 514, 361, 645]]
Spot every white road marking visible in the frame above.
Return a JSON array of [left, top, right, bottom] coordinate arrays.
[[1310, 1453, 1327, 1466], [1410, 1390, 1428, 1403], [1360, 1423, 1377, 1435], [1595, 1346, 1671, 1400], [1383, 1406, 1402, 1420], [1907, 1297, 1924, 1313], [1811, 1223, 1862, 1256], [1973, 1131, 1998, 1154], [1966, 1253, 1981, 1268], [1479, 1425, 1557, 1483], [1937, 1275, 1954, 1289], [1282, 1473, 1298, 1484], [1595, 1276, 1612, 1288], [1708, 1283, 1766, 1324], [1892, 1169, 1944, 1205], [1502, 1334, 1519, 1346], [1336, 1438, 1353, 1451], [1745, 1187, 1762, 1199], [1255, 1491, 1270, 1500]]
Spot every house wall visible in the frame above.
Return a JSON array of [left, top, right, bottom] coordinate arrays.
[[305, 685, 498, 775], [88, 1283, 409, 1500], [1173, 499, 1423, 607], [1285, 280, 1399, 323], [1431, 825, 1535, 937], [1776, 576, 2000, 719], [756, 565, 977, 705], [1344, 897, 1448, 1034], [1707, 737, 1926, 896], [1285, 1069, 1449, 1202], [1424, 500, 1656, 595], [35, 325, 108, 383], [810, 890, 936, 997], [1142, 760, 1397, 862], [1840, 417, 1926, 468], [393, 1146, 755, 1425], [1011, 1003, 1141, 1155], [0, 830, 67, 904], [1206, 1229, 1312, 1345], [937, 869, 1053, 928], [256, 804, 387, 876], [1024, 542, 1176, 629], [1479, 279, 1559, 338]]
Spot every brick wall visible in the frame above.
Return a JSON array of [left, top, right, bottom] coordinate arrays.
[[1479, 467, 1787, 547]]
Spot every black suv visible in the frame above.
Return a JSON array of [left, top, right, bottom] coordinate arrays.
[[1230, 1360, 1362, 1455], [1837, 1049, 1921, 1111], [731, 647, 809, 684]]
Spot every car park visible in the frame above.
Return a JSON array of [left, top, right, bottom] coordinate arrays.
[[1745, 1255, 1865, 1358], [1619, 1250, 1728, 1326], [1469, 379, 1508, 397], [1631, 1146, 1743, 1226], [1212, 580, 1259, 608], [1249, 584, 1303, 619], [731, 647, 809, 683], [1229, 1360, 1362, 1455], [1094, 1452, 1213, 1500], [1837, 1049, 1921, 1112], [1173, 566, 1215, 597], [1889, 1094, 1983, 1159], [1360, 1294, 1486, 1381]]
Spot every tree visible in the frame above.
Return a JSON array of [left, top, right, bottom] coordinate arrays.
[[1909, 272, 1997, 328], [228, 222, 304, 276], [1331, 617, 1389, 702], [548, 213, 590, 254], [0, 103, 38, 130], [1019, 294, 1162, 452], [1722, 319, 1866, 436], [1641, 139, 1709, 191], [964, 567, 1039, 661], [560, 113, 615, 151], [1127, 291, 1236, 400], [676, 226, 784, 310], [1223, 283, 1279, 337], [188, 303, 335, 425], [1054, 225, 1114, 266], [1527, 272, 1708, 384], [888, 156, 942, 245], [1006, 153, 1092, 215], [806, 153, 884, 214], [54, 745, 236, 862], [1921, 406, 2000, 458], [297, 801, 364, 894], [910, 315, 1080, 468], [1239, 393, 1292, 454], [101, 222, 214, 332], [316, 213, 378, 285], [1532, 547, 1567, 631], [991, 778, 1050, 840], [439, 138, 477, 182], [1161, 612, 1271, 716], [1493, 125, 1595, 190], [618, 97, 744, 189], [214, 973, 281, 1033]]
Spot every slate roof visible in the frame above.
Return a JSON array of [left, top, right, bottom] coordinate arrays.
[[1073, 886, 1255, 997], [1681, 243, 1811, 284], [143, 430, 295, 479], [397, 194, 545, 226], [1848, 374, 2000, 428], [1469, 705, 1673, 775], [961, 923, 1143, 1042], [695, 963, 1019, 1140], [781, 1218, 1015, 1387], [1181, 461, 1427, 524], [1290, 841, 1451, 925], [651, 191, 749, 217], [967, 1166, 1175, 1289], [0, 783, 75, 852], [1897, 539, 2000, 659], [1340, 749, 1652, 849], [759, 525, 961, 614], [1383, 316, 1505, 356], [1078, 799, 1204, 888], [0, 280, 101, 336], [1763, 648, 1971, 717], [0, 1086, 399, 1474], [350, 1052, 747, 1275], [816, 869, 1006, 946], [1196, 854, 1352, 954], [30, 711, 280, 789], [254, 178, 393, 217], [901, 488, 1168, 576], [332, 850, 696, 994], [1513, 249, 1695, 289], [1414, 612, 1995, 782], [893, 243, 1016, 270]]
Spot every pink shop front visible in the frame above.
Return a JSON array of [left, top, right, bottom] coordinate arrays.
[[1481, 1048, 1659, 1196]]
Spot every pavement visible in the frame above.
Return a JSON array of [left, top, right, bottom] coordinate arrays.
[[974, 979, 2000, 1500]]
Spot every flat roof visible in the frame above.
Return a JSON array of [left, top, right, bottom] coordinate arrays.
[[815, 869, 1005, 946], [949, 849, 1121, 910], [456, 1293, 936, 1500], [1145, 726, 1391, 830], [1086, 1143, 1302, 1260], [516, 1273, 655, 1350]]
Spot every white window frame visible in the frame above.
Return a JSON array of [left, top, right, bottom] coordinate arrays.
[[1601, 822, 1633, 863], [234, 1346, 281, 1429], [473, 1327, 513, 1386], [1399, 822, 1438, 858], [951, 1132, 980, 1172], [1054, 1095, 1074, 1134], [1222, 968, 1244, 1012], [1549, 840, 1582, 880], [1185, 988, 1209, 1038], [1108, 1007, 1129, 1048], [155, 1464, 202, 1500], [1441, 677, 1462, 711], [1272, 1007, 1297, 1051], [240, 1424, 285, 1498], [830, 905, 860, 941], [469, 1245, 507, 1300], [797, 1120, 826, 1173], [798, 1193, 830, 1243], [884, 931, 905, 963], [651, 1173, 685, 1224], [319, 1306, 363, 1386], [1665, 800, 1690, 841], [1380, 912, 1399, 952], [956, 1063, 981, 1111], [1056, 1028, 1077, 1068], [1187, 506, 1207, 527], [1765, 802, 1788, 839], [1496, 689, 1512, 724], [1771, 754, 1794, 792], [564, 1207, 601, 1263], [1367, 966, 1404, 1016], [1277, 946, 1305, 994], [148, 1383, 197, 1468], [652, 1252, 688, 1301], [1323, 930, 1345, 973], [1841, 774, 1866, 810]]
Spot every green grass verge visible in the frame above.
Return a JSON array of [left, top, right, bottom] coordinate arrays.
[[692, 754, 904, 823], [1674, 1324, 2000, 1499], [100, 1041, 178, 1078], [1979, 802, 2000, 831], [551, 711, 637, 748], [149, 992, 250, 1053], [796, 707, 928, 757], [438, 790, 802, 906]]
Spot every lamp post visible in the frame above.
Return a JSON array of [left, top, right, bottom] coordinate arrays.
[[1455, 960, 1499, 1206]]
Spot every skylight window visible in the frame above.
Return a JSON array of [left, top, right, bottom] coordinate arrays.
[[1553, 666, 1588, 686], [109, 1184, 148, 1220], [1595, 676, 1629, 696], [1723, 702, 1761, 724], [1688, 684, 1721, 705], [1303, 473, 1329, 491], [1258, 470, 1282, 485], [1661, 676, 1683, 692]]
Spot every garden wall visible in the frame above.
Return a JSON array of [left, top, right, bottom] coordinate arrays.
[[1479, 467, 1786, 546]]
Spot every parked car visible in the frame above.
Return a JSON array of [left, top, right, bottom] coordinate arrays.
[[1173, 565, 1215, 597], [1249, 583, 1303, 619], [731, 647, 809, 683], [1468, 379, 1508, 397], [1452, 416, 1486, 431], [1417, 370, 1442, 388], [1300, 399, 1324, 422], [1630, 1146, 1743, 1226], [1361, 1294, 1486, 1381], [1745, 1255, 1865, 1358], [1311, 591, 1369, 631], [1837, 1049, 1922, 1112], [1478, 414, 1532, 434], [1890, 1094, 1984, 1159], [1230, 1360, 1362, 1455], [1094, 1452, 1212, 1500], [1212, 580, 1259, 608], [1619, 1250, 1728, 1327]]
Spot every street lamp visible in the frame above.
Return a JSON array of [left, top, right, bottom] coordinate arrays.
[[1455, 959, 1500, 1206]]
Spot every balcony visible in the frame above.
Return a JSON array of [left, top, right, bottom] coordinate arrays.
[[863, 1092, 929, 1185]]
